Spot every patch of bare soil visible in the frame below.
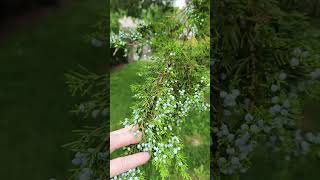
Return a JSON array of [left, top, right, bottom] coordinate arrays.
[[185, 134, 202, 147]]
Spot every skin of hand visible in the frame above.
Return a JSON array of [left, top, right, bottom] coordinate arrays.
[[110, 125, 150, 178]]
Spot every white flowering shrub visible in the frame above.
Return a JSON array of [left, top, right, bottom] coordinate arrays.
[[110, 22, 151, 62], [110, 16, 155, 64], [212, 0, 320, 179], [110, 0, 171, 65]]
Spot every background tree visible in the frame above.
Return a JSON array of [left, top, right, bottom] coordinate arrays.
[[212, 0, 320, 179]]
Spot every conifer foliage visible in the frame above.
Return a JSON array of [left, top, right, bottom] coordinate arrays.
[[64, 0, 210, 179], [111, 0, 210, 179], [212, 0, 320, 179]]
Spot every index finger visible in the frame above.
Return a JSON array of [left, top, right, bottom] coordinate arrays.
[[110, 152, 150, 177], [110, 125, 142, 153]]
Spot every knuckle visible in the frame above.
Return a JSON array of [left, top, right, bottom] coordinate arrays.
[[120, 157, 128, 171]]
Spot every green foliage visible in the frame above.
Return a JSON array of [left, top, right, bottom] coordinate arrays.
[[110, 62, 210, 179], [109, 0, 181, 66], [110, 21, 151, 65], [110, 0, 173, 17], [114, 30, 210, 180], [1, 0, 106, 179], [64, 0, 211, 179], [212, 0, 320, 179], [193, 165, 210, 180], [279, 0, 320, 17], [111, 0, 210, 179], [111, 10, 127, 32], [64, 67, 109, 179]]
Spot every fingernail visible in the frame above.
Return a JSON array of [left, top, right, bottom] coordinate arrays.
[[142, 152, 151, 159], [130, 124, 139, 131]]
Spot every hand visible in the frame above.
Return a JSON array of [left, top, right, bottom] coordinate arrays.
[[110, 125, 150, 178]]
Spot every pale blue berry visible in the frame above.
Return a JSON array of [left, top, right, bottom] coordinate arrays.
[[245, 113, 253, 121], [221, 73, 227, 80], [231, 157, 240, 165], [226, 148, 235, 155], [220, 91, 227, 98], [293, 48, 302, 55], [231, 89, 240, 97], [290, 58, 299, 67], [91, 38, 104, 47], [92, 110, 100, 118], [282, 100, 290, 108], [279, 72, 287, 80], [271, 84, 279, 92], [271, 96, 279, 104], [218, 157, 226, 166], [241, 124, 249, 130], [250, 125, 259, 133], [310, 68, 320, 79], [72, 157, 81, 166]]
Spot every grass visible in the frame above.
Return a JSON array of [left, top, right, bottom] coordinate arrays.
[[110, 62, 146, 131], [110, 61, 210, 179], [0, 0, 106, 179]]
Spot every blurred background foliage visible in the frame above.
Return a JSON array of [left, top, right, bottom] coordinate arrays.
[[212, 0, 320, 179], [1, 0, 106, 179], [279, 0, 320, 17], [0, 0, 60, 19]]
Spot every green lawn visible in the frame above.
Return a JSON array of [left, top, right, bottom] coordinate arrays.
[[110, 61, 210, 179], [0, 0, 106, 179]]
